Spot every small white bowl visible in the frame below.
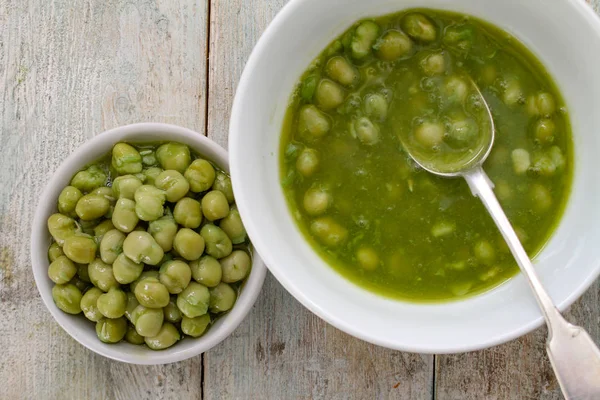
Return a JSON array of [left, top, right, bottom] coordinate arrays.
[[230, 0, 600, 353], [31, 123, 266, 364]]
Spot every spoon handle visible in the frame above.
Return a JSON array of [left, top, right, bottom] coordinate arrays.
[[464, 167, 600, 399]]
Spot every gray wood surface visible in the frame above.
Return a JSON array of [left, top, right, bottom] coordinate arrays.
[[0, 0, 599, 399]]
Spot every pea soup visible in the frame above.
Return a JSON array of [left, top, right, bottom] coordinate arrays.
[[280, 9, 573, 301]]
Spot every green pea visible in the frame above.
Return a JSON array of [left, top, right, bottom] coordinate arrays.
[[58, 186, 83, 217], [155, 170, 190, 202], [139, 148, 158, 167], [310, 217, 348, 247], [123, 231, 164, 266], [79, 219, 100, 236], [134, 277, 170, 308], [112, 143, 142, 175], [112, 198, 139, 233], [134, 185, 166, 222], [374, 30, 413, 61], [298, 105, 331, 140], [143, 167, 163, 186], [181, 314, 211, 338], [125, 325, 145, 345], [93, 220, 115, 243], [219, 205, 247, 244], [144, 322, 180, 350], [200, 224, 232, 259], [445, 117, 478, 149], [414, 121, 445, 149], [112, 253, 144, 284], [112, 175, 143, 200], [526, 92, 556, 117], [176, 282, 210, 318], [190, 256, 222, 287], [131, 304, 164, 337], [295, 148, 320, 177], [96, 287, 127, 319], [212, 171, 235, 204], [47, 213, 78, 246], [401, 12, 437, 42], [314, 80, 345, 110], [159, 260, 192, 294], [356, 247, 379, 270], [531, 183, 553, 212], [52, 283, 83, 314], [363, 93, 388, 121], [220, 250, 251, 283], [184, 159, 216, 193], [99, 229, 126, 264], [325, 56, 358, 86], [75, 194, 110, 221], [70, 276, 90, 292], [533, 118, 556, 144], [173, 198, 203, 228], [77, 262, 91, 282], [420, 52, 445, 75], [70, 165, 107, 193], [129, 271, 160, 293], [148, 214, 178, 252], [511, 148, 531, 175], [48, 242, 65, 262], [502, 78, 523, 107], [350, 21, 380, 59], [156, 142, 191, 174], [208, 283, 236, 313], [91, 186, 115, 203], [444, 76, 468, 104], [353, 117, 380, 145], [201, 190, 230, 221], [303, 188, 331, 216], [48, 255, 78, 284], [96, 317, 127, 343], [163, 297, 183, 323], [300, 74, 318, 101], [80, 287, 103, 322], [124, 291, 140, 322], [88, 258, 119, 292], [474, 240, 496, 266], [63, 234, 97, 264], [173, 228, 205, 261]]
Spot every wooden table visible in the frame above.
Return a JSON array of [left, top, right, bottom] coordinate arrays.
[[1, 1, 599, 398]]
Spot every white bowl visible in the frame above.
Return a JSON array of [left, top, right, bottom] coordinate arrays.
[[31, 123, 266, 364], [230, 0, 600, 353]]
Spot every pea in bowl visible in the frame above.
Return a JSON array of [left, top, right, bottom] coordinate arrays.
[[230, 0, 600, 353], [31, 123, 266, 364]]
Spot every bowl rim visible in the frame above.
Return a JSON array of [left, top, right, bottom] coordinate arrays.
[[31, 122, 266, 364], [229, 0, 600, 353]]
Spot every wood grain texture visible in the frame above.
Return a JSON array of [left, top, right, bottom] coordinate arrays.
[[435, 284, 600, 400], [0, 0, 206, 399], [204, 1, 434, 399]]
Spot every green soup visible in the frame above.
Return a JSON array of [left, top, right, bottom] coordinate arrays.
[[279, 9, 572, 302]]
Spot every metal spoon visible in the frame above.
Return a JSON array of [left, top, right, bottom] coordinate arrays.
[[401, 78, 600, 399]]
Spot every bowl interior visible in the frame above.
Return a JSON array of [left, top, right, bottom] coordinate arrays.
[[230, 0, 600, 352], [31, 123, 266, 364]]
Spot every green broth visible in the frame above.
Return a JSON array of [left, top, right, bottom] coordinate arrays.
[[279, 9, 573, 301]]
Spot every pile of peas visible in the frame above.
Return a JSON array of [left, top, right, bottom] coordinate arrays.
[[46, 142, 250, 350]]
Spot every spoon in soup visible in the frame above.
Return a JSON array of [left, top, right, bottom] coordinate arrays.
[[399, 76, 600, 399]]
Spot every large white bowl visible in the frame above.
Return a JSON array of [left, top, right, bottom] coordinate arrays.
[[230, 0, 600, 353], [31, 123, 266, 364]]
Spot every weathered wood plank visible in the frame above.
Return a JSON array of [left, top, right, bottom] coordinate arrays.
[[204, 1, 434, 398], [435, 284, 600, 400], [0, 0, 206, 398]]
